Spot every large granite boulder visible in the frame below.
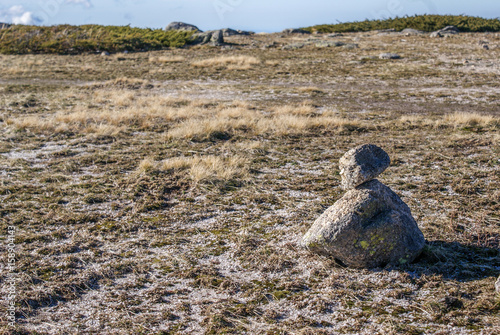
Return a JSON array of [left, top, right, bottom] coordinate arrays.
[[302, 180, 425, 268], [301, 144, 425, 268], [165, 22, 201, 32], [191, 30, 224, 46], [339, 144, 390, 190]]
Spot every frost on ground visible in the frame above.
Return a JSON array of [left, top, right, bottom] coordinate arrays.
[[0, 31, 499, 334]]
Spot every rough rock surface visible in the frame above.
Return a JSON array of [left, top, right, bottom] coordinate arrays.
[[165, 22, 201, 32], [282, 42, 306, 50], [221, 28, 253, 37], [339, 144, 390, 190], [496, 275, 500, 293], [379, 53, 401, 60], [401, 28, 424, 36], [343, 43, 359, 49], [315, 41, 345, 48], [191, 30, 224, 46], [430, 25, 460, 38], [301, 179, 425, 268], [440, 26, 460, 33]]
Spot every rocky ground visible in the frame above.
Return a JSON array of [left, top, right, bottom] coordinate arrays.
[[0, 31, 499, 334]]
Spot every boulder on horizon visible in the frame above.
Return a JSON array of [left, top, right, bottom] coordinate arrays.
[[221, 28, 253, 37], [165, 22, 201, 32], [191, 30, 224, 46], [430, 26, 460, 38]]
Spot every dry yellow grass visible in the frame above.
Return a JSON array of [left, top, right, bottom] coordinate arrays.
[[188, 155, 249, 184], [6, 95, 207, 134], [136, 155, 249, 185], [136, 157, 156, 173], [255, 115, 362, 135], [264, 60, 280, 66], [192, 55, 260, 70], [80, 65, 95, 73], [397, 115, 436, 127], [5, 116, 55, 132], [234, 140, 268, 154], [165, 111, 363, 140], [149, 55, 185, 63], [89, 77, 153, 89], [1, 65, 26, 75], [273, 104, 316, 116], [297, 86, 325, 94], [217, 107, 256, 119], [398, 112, 499, 129], [10, 93, 496, 139], [112, 91, 136, 107], [2, 96, 357, 138], [444, 112, 498, 127], [165, 118, 245, 141]]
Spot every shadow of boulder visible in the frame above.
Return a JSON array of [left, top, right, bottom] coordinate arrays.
[[400, 240, 499, 281]]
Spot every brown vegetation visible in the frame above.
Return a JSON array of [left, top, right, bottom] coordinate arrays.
[[0, 29, 499, 334]]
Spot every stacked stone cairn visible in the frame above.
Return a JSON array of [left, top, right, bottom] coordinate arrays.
[[301, 144, 425, 268]]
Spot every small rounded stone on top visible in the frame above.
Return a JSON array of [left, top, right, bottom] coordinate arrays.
[[339, 144, 390, 190]]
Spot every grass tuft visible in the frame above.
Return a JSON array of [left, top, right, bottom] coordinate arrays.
[[192, 55, 261, 70], [136, 155, 250, 188]]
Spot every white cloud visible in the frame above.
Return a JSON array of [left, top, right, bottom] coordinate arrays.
[[7, 5, 24, 15], [0, 5, 41, 25], [12, 11, 38, 25], [66, 0, 93, 8]]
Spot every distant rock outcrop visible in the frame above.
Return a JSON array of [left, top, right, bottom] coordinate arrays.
[[301, 144, 425, 268], [282, 28, 311, 35], [221, 28, 253, 37], [377, 28, 397, 35], [343, 43, 359, 50], [165, 22, 201, 32], [191, 30, 224, 46], [0, 22, 11, 29], [315, 41, 345, 48], [430, 26, 460, 38], [282, 42, 306, 50], [401, 28, 424, 36]]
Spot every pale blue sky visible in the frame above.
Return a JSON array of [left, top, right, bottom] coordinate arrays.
[[0, 0, 498, 32]]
